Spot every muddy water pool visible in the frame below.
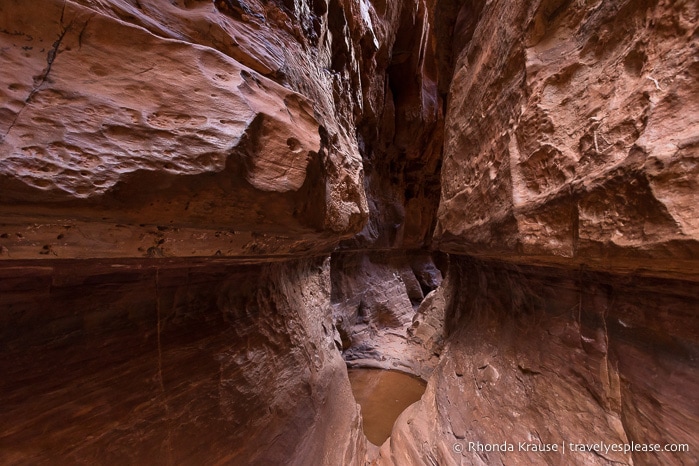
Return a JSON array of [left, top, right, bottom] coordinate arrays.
[[347, 368, 427, 446]]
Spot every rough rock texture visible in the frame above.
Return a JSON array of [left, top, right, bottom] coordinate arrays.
[[406, 279, 447, 361], [0, 0, 451, 462], [1, 0, 698, 464], [372, 1, 699, 464], [330, 0, 445, 251], [331, 251, 445, 378], [0, 0, 376, 259], [434, 0, 699, 278], [0, 257, 366, 465], [376, 257, 698, 465], [327, 0, 448, 386]]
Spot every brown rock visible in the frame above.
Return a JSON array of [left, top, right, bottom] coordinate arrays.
[[434, 0, 699, 278], [1, 0, 697, 465], [375, 257, 698, 465], [0, 0, 372, 259], [332, 251, 444, 378], [0, 258, 367, 465]]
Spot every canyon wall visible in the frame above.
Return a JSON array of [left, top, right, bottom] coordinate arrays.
[[1, 0, 387, 463], [0, 0, 373, 259], [0, 0, 444, 462], [1, 0, 697, 464], [331, 250, 446, 378], [0, 258, 366, 465], [434, 0, 699, 278], [377, 258, 698, 465], [377, 0, 698, 465]]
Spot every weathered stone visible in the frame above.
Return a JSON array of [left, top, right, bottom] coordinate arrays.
[[434, 0, 699, 278], [331, 251, 444, 378], [0, 0, 371, 259], [1, 0, 697, 464], [376, 257, 699, 465], [0, 258, 367, 465]]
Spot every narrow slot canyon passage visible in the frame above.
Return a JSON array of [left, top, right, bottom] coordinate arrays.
[[1, 0, 698, 465]]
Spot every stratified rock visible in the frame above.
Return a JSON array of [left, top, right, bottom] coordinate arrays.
[[407, 283, 446, 359], [332, 252, 415, 331], [376, 257, 698, 465], [1, 0, 697, 465], [0, 257, 367, 465], [434, 0, 699, 278], [0, 0, 372, 259], [375, 2, 699, 464]]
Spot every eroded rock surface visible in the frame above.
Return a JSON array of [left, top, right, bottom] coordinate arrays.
[[371, 3, 698, 463], [0, 258, 366, 465], [1, 0, 697, 464], [434, 0, 699, 278], [376, 257, 698, 465], [0, 0, 375, 259], [331, 251, 445, 378]]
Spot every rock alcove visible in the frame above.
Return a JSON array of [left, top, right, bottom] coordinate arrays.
[[0, 0, 697, 465]]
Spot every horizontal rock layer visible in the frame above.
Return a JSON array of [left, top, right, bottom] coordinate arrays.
[[0, 0, 697, 464], [0, 0, 375, 259]]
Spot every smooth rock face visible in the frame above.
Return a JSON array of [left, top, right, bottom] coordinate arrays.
[[434, 0, 699, 277], [0, 258, 366, 465], [376, 257, 698, 465]]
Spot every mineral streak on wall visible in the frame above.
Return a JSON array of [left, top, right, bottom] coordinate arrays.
[[0, 258, 367, 465]]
